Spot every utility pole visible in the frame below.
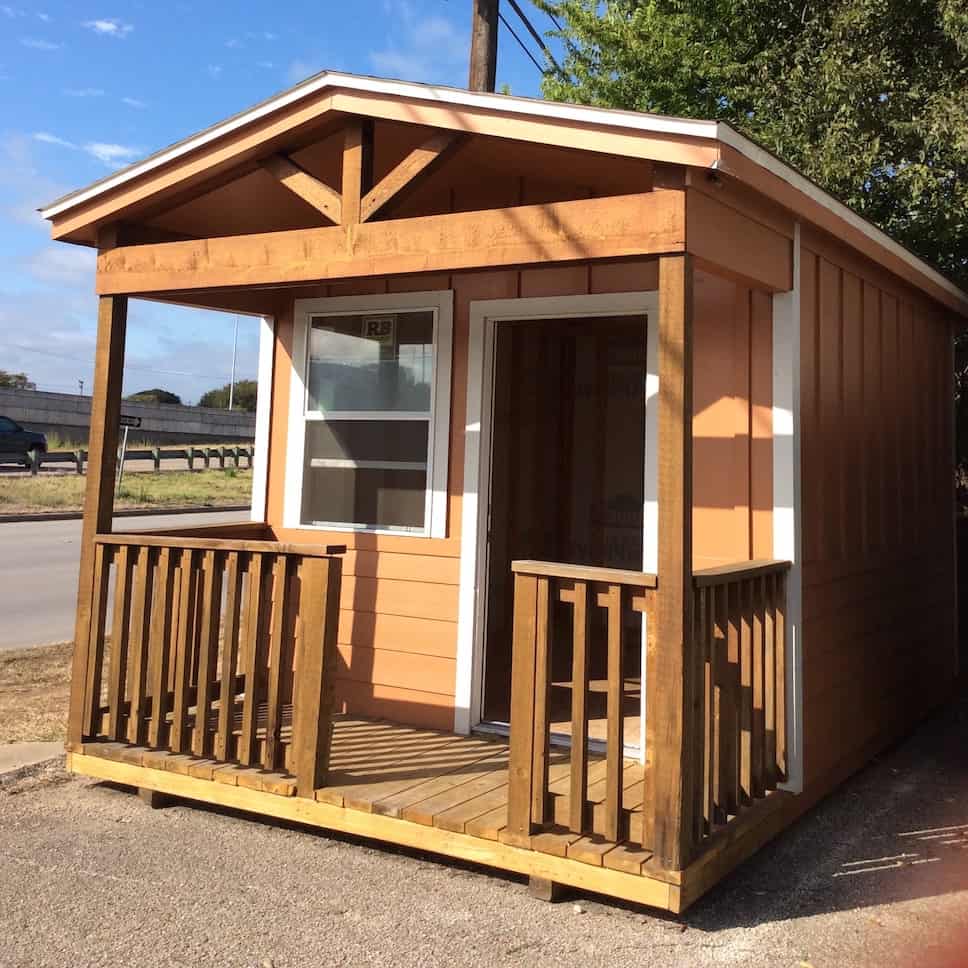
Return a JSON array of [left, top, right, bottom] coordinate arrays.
[[468, 0, 498, 92]]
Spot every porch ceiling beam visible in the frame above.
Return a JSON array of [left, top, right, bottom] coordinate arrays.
[[259, 154, 342, 224], [95, 190, 686, 295], [360, 131, 465, 223]]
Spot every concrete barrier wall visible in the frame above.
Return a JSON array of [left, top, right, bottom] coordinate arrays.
[[0, 388, 255, 445]]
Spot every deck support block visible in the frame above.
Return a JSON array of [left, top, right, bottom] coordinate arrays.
[[138, 787, 174, 809], [528, 876, 569, 902]]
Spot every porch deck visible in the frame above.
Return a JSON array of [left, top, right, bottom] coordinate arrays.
[[69, 715, 795, 913]]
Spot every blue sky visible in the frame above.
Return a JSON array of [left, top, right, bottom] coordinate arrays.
[[0, 1, 554, 403]]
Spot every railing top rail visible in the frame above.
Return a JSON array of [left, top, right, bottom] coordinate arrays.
[[95, 532, 347, 559], [511, 559, 658, 588], [692, 558, 791, 587]]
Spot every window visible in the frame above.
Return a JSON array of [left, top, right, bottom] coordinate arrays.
[[287, 291, 453, 537]]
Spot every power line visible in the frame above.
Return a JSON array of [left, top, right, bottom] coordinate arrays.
[[498, 11, 545, 74], [0, 341, 212, 379], [504, 0, 564, 75]]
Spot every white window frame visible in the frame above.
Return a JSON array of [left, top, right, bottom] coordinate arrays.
[[284, 290, 453, 538]]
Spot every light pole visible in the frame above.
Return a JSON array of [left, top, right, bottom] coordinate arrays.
[[228, 315, 238, 410]]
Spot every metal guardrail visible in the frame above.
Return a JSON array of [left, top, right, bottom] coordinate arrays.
[[28, 445, 254, 476]]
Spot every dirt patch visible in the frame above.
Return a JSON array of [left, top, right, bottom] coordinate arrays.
[[0, 642, 71, 744]]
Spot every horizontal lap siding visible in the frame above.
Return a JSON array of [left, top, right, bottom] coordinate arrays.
[[266, 258, 660, 730], [799, 230, 956, 791]]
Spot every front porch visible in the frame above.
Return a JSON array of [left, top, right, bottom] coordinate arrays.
[[66, 518, 792, 912]]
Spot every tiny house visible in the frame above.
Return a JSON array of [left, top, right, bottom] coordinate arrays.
[[46, 72, 966, 913]]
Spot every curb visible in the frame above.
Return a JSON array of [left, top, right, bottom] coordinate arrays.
[[0, 504, 250, 525], [0, 756, 65, 786]]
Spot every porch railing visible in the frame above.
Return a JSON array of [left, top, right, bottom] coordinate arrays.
[[68, 528, 343, 797], [504, 561, 659, 848], [505, 557, 790, 867]]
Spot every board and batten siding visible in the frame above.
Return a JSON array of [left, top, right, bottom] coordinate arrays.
[[798, 224, 957, 793]]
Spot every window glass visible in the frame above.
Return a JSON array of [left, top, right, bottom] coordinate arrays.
[[307, 311, 434, 413], [301, 465, 427, 530], [0, 418, 16, 432]]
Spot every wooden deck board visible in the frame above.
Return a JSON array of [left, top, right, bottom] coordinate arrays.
[[73, 715, 798, 913]]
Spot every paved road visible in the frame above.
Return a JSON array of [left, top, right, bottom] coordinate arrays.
[[3, 703, 967, 967], [0, 509, 249, 651]]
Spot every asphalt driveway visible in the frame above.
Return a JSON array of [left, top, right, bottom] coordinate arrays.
[[2, 699, 966, 968]]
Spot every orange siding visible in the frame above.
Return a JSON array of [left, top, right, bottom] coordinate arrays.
[[798, 226, 957, 793], [692, 267, 773, 568]]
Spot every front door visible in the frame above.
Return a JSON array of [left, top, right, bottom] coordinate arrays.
[[480, 314, 648, 748]]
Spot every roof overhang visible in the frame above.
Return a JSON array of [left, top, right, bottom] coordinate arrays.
[[39, 70, 968, 317]]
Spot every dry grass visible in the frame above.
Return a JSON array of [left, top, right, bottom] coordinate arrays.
[[0, 468, 252, 514], [0, 642, 71, 744]]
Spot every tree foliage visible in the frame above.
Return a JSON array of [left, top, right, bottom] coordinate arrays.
[[538, 0, 968, 286], [0, 370, 36, 390], [125, 387, 182, 405], [198, 379, 258, 412]]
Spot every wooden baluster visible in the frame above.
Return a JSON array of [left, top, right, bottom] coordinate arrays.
[[774, 573, 787, 781], [739, 579, 753, 805], [106, 545, 133, 741], [505, 571, 540, 846], [238, 552, 267, 766], [126, 547, 155, 745], [82, 543, 112, 739], [192, 550, 223, 757], [603, 583, 624, 844], [639, 589, 657, 850], [169, 549, 198, 753], [263, 555, 289, 770], [711, 584, 727, 825], [751, 576, 766, 798], [763, 572, 778, 789], [530, 576, 552, 827], [292, 556, 342, 797], [214, 552, 243, 761], [146, 548, 175, 749], [721, 583, 740, 816], [696, 585, 712, 841], [568, 580, 591, 834]]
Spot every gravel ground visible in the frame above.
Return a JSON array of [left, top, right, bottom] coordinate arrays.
[[2, 701, 967, 968]]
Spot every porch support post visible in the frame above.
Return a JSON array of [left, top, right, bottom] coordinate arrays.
[[651, 252, 695, 870], [66, 268, 127, 750]]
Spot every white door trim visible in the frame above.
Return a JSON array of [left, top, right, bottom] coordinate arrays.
[[454, 291, 660, 735], [250, 314, 275, 523], [772, 223, 804, 793]]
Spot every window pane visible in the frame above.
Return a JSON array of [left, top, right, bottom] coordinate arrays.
[[301, 465, 427, 530], [306, 420, 428, 465], [307, 310, 434, 412]]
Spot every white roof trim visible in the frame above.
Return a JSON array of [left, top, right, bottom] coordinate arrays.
[[40, 69, 967, 312]]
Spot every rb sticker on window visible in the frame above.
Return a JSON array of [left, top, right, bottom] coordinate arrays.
[[362, 315, 396, 346]]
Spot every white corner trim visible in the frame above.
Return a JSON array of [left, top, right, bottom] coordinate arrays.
[[772, 222, 804, 794], [282, 290, 453, 537], [250, 315, 274, 523], [454, 291, 659, 735]]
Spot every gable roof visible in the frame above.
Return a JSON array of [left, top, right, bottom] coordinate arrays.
[[40, 70, 968, 316]]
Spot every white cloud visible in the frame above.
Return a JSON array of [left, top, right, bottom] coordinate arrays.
[[287, 59, 320, 84], [0, 134, 69, 227], [64, 87, 104, 97], [225, 38, 242, 48], [33, 131, 75, 148], [1, 5, 24, 16], [20, 37, 62, 50], [82, 18, 132, 38], [121, 96, 146, 109], [37, 12, 51, 22], [207, 64, 223, 79], [370, 12, 464, 83], [84, 142, 140, 166], [257, 60, 274, 70], [26, 246, 96, 285]]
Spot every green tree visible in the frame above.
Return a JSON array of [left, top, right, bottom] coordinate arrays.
[[0, 370, 36, 390], [198, 379, 258, 412], [539, 0, 968, 286], [125, 388, 182, 405]]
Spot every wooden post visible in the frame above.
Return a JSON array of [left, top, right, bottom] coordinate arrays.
[[649, 253, 695, 871], [292, 556, 342, 797], [341, 119, 374, 226], [468, 0, 498, 92], [66, 289, 128, 750]]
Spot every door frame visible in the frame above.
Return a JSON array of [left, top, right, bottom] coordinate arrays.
[[454, 291, 660, 735]]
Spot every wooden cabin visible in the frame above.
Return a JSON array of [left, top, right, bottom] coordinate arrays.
[[44, 72, 967, 913]]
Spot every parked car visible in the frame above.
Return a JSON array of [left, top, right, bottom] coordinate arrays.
[[0, 415, 47, 467]]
